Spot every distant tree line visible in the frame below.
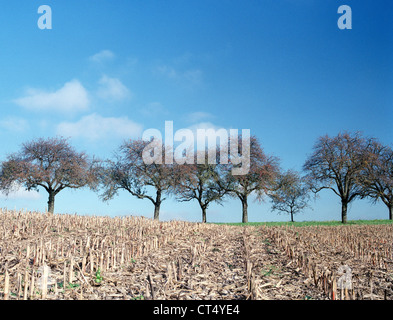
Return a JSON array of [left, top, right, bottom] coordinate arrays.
[[0, 131, 392, 224]]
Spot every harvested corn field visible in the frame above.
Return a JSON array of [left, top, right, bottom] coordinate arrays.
[[0, 209, 392, 300]]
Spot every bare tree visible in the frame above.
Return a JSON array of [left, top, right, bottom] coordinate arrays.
[[359, 140, 393, 220], [269, 170, 310, 222], [0, 137, 98, 214], [303, 131, 371, 224], [99, 139, 175, 220], [224, 135, 280, 223], [174, 149, 229, 223]]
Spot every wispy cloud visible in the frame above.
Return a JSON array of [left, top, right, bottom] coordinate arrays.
[[140, 102, 168, 117], [96, 75, 132, 101], [56, 113, 143, 141], [187, 121, 224, 132], [0, 117, 29, 132], [155, 65, 203, 85], [89, 50, 115, 63], [186, 111, 214, 123], [0, 183, 41, 200], [14, 79, 90, 114]]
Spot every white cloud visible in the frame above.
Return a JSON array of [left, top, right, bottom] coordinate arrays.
[[0, 117, 29, 132], [89, 50, 115, 63], [156, 65, 178, 79], [140, 102, 168, 117], [186, 112, 214, 123], [182, 69, 203, 83], [56, 113, 143, 141], [155, 65, 202, 84], [14, 79, 90, 113], [0, 183, 41, 200], [97, 75, 131, 101], [187, 122, 224, 132]]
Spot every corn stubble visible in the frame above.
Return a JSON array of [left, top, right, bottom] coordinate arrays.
[[0, 209, 392, 300]]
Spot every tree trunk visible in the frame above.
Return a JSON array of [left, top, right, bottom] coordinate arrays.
[[242, 198, 248, 224], [341, 200, 348, 224], [47, 192, 55, 214], [153, 190, 161, 220], [389, 205, 392, 220], [202, 207, 207, 223], [153, 202, 161, 220], [290, 209, 294, 223]]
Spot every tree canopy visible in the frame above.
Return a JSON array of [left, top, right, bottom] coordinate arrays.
[[269, 170, 310, 222], [303, 131, 372, 223], [359, 140, 393, 220], [224, 135, 280, 223], [99, 139, 177, 220], [0, 137, 98, 213], [174, 149, 229, 223]]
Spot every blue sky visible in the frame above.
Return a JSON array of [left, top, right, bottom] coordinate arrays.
[[0, 0, 392, 222]]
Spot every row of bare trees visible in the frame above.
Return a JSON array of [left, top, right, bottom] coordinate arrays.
[[0, 132, 392, 223], [98, 136, 279, 223]]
